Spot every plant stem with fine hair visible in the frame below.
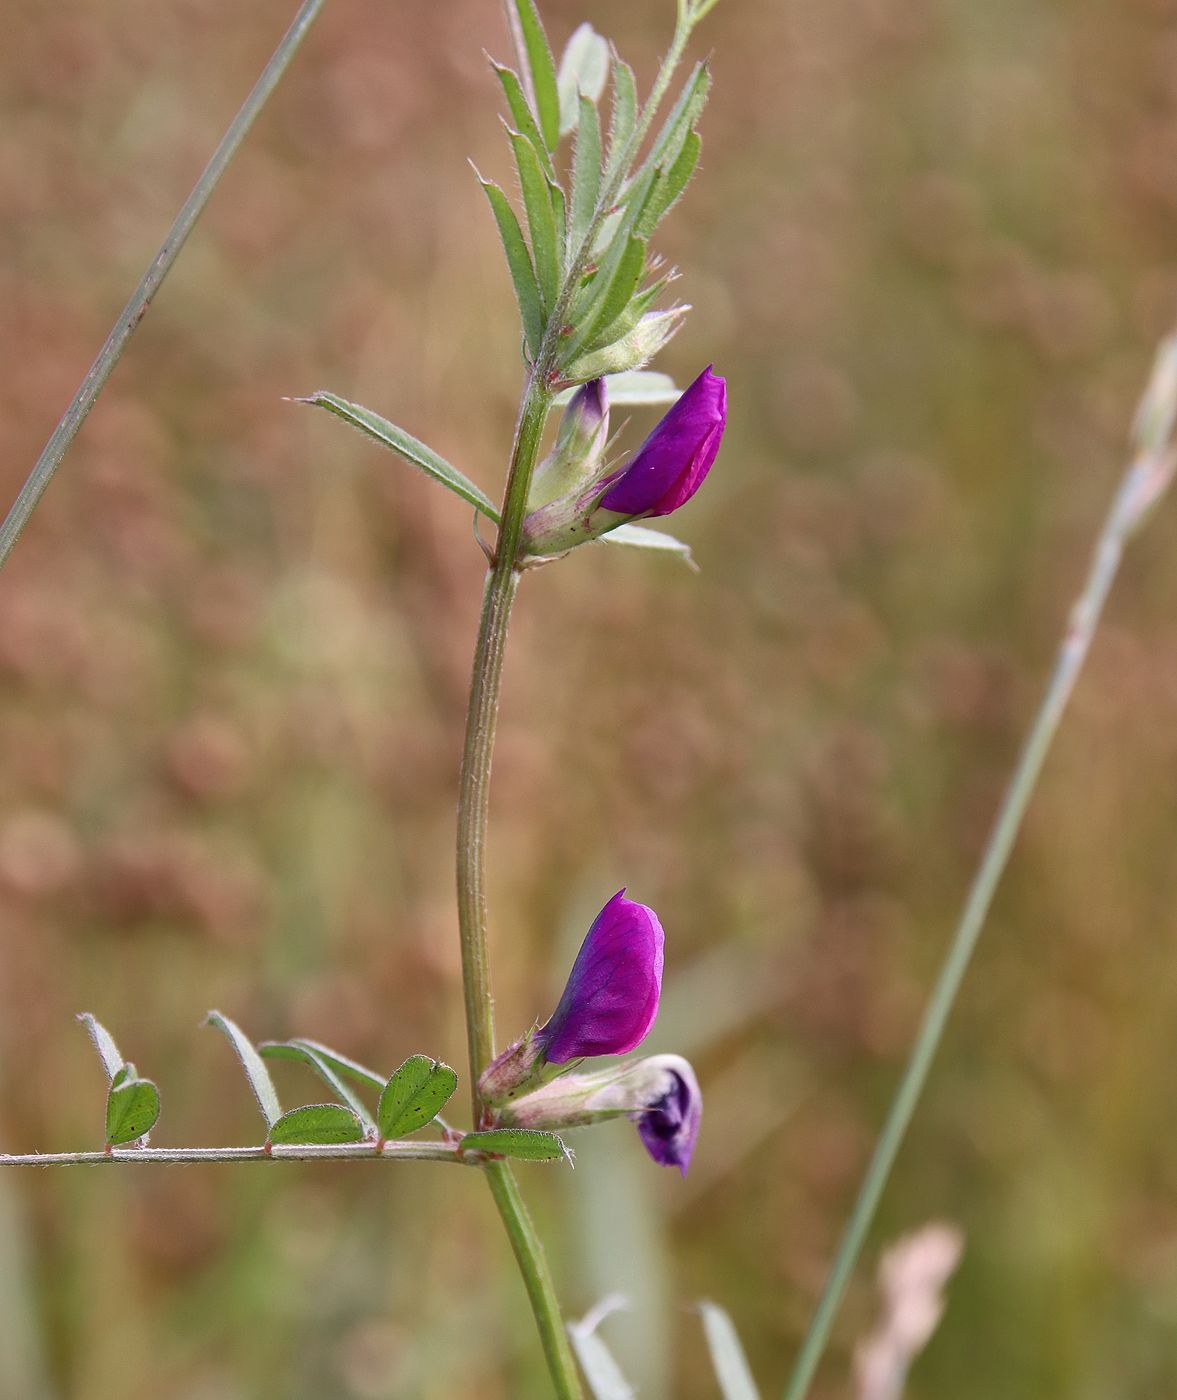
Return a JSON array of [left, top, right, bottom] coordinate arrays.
[[454, 366, 582, 1398]]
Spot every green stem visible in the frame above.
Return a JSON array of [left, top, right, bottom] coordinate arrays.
[[455, 371, 582, 1397], [456, 376, 549, 1100], [782, 449, 1167, 1399], [0, 0, 328, 571], [452, 14, 712, 1391], [0, 1142, 473, 1167], [485, 1161, 582, 1397]]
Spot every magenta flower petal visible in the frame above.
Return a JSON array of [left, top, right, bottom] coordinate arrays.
[[537, 890, 665, 1064], [598, 366, 727, 518], [635, 1059, 701, 1176]]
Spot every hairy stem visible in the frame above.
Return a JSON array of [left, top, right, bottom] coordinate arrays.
[[0, 0, 328, 571], [452, 15, 709, 1379], [782, 433, 1177, 1399], [0, 1141, 473, 1167], [455, 370, 582, 1396], [485, 1161, 581, 1394], [456, 377, 549, 1099]]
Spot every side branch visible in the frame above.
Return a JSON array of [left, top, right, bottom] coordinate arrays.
[[0, 1141, 476, 1167]]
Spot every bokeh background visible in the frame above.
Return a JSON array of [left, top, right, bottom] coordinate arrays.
[[4, 0, 1177, 1395]]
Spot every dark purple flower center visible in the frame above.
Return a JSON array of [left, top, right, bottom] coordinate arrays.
[[635, 1068, 699, 1174]]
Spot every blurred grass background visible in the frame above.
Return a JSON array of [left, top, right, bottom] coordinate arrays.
[[4, 0, 1177, 1395]]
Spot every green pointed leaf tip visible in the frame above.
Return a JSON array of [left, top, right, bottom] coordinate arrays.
[[557, 23, 610, 135], [259, 1041, 376, 1132], [295, 391, 500, 520], [477, 175, 545, 360], [508, 130, 561, 310], [493, 64, 556, 179], [508, 0, 560, 151], [106, 1075, 161, 1146], [377, 1056, 458, 1139], [78, 1013, 124, 1080], [698, 1302, 761, 1400], [206, 1010, 281, 1128], [268, 1103, 366, 1146], [460, 1128, 571, 1162]]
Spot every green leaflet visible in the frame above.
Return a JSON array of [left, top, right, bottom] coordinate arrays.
[[260, 1040, 376, 1133], [377, 1056, 458, 1139], [105, 1068, 161, 1146], [297, 390, 500, 520], [264, 1038, 385, 1093], [268, 1104, 366, 1147], [477, 176, 545, 359], [506, 0, 560, 151], [639, 62, 710, 186], [459, 1128, 571, 1162], [573, 277, 663, 363], [640, 129, 702, 235], [492, 63, 556, 180], [571, 95, 602, 252], [79, 1015, 162, 1147], [509, 130, 562, 311], [567, 235, 647, 361], [550, 180, 567, 279], [78, 1012, 124, 1081], [604, 58, 637, 186], [206, 1010, 281, 1129]]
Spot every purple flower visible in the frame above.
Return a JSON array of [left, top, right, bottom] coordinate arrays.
[[635, 1058, 701, 1176], [497, 1053, 702, 1176], [537, 889, 665, 1063], [478, 889, 665, 1104], [597, 365, 727, 518], [520, 366, 726, 557]]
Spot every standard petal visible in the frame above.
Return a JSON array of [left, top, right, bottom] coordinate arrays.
[[538, 890, 665, 1063], [597, 365, 726, 517]]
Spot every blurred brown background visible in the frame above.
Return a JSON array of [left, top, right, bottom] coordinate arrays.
[[4, 0, 1177, 1395]]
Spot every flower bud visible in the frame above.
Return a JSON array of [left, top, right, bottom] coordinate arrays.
[[562, 307, 688, 385], [528, 379, 610, 511], [521, 365, 727, 557], [596, 365, 726, 518], [479, 889, 664, 1103], [497, 1053, 702, 1175]]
